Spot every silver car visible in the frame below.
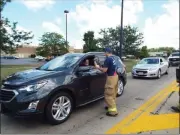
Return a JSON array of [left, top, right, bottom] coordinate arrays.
[[132, 57, 169, 79]]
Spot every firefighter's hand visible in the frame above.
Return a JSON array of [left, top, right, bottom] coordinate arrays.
[[95, 64, 100, 69], [94, 61, 100, 69]]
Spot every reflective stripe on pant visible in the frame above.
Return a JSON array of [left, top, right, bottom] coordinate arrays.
[[104, 75, 119, 114]]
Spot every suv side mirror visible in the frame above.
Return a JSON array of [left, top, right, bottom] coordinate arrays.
[[77, 66, 91, 72]]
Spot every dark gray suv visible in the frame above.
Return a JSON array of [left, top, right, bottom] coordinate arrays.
[[1, 52, 127, 125]]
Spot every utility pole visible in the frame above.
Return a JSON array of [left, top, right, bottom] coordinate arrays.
[[119, 0, 124, 59], [64, 10, 69, 52]]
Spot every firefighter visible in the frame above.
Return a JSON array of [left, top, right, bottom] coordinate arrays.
[[94, 48, 119, 117], [171, 67, 180, 112]]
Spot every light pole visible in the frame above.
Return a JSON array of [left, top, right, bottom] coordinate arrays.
[[119, 0, 124, 59], [64, 10, 69, 51]]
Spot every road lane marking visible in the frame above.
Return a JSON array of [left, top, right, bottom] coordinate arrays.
[[106, 81, 176, 134], [143, 83, 178, 115], [120, 113, 179, 134], [105, 80, 179, 134]]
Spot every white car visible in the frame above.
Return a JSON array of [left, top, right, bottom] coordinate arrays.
[[35, 56, 45, 61], [132, 57, 169, 79], [121, 56, 127, 60]]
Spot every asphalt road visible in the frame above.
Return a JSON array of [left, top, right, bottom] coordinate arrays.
[[1, 58, 45, 65], [1, 67, 177, 134]]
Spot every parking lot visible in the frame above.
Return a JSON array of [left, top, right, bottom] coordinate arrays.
[[1, 67, 179, 134], [1, 58, 45, 65]]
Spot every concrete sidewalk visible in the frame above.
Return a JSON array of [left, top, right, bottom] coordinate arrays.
[[152, 89, 179, 114], [144, 128, 179, 134]]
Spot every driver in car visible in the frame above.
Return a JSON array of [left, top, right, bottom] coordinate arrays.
[[81, 59, 89, 66], [84, 59, 89, 66]]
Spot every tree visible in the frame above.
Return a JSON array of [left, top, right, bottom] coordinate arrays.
[[98, 28, 119, 54], [139, 46, 149, 59], [0, 0, 11, 14], [98, 25, 144, 57], [36, 32, 68, 57], [83, 31, 99, 53], [0, 0, 34, 54]]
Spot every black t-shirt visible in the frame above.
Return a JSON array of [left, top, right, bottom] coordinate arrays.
[[103, 56, 116, 76]]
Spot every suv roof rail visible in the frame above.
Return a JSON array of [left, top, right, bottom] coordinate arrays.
[[86, 52, 104, 53]]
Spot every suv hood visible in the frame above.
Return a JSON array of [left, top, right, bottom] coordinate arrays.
[[134, 64, 159, 70], [2, 69, 64, 86]]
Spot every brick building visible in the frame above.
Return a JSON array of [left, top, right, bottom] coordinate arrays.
[[68, 46, 83, 53], [2, 46, 83, 58], [14, 46, 37, 58]]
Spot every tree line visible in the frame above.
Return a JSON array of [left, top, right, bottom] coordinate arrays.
[[1, 0, 176, 59], [1, 0, 33, 54], [82, 26, 176, 58], [83, 25, 146, 58]]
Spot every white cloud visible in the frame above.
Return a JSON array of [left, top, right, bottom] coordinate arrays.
[[4, 25, 31, 34], [4, 25, 34, 46], [42, 22, 64, 35], [69, 0, 143, 48], [90, 0, 112, 5], [55, 18, 62, 25], [69, 39, 85, 49], [16, 25, 30, 32], [22, 0, 55, 11], [16, 25, 34, 39], [143, 0, 179, 49], [4, 25, 12, 34]]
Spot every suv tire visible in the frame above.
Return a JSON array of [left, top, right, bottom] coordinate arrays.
[[45, 92, 73, 125], [117, 78, 124, 97]]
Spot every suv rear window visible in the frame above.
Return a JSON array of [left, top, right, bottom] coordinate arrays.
[[114, 56, 124, 68]]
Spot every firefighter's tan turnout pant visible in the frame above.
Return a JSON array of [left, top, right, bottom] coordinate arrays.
[[104, 75, 119, 115]]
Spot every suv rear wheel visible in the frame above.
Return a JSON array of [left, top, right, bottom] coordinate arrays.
[[117, 79, 124, 97], [45, 92, 73, 125]]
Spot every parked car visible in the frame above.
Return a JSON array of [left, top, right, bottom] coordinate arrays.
[[14, 56, 19, 59], [168, 52, 180, 67], [1, 52, 127, 125], [0, 56, 5, 59], [132, 57, 169, 79], [35, 56, 45, 61], [4, 56, 19, 59]]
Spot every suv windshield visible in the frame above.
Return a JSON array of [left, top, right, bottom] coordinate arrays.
[[139, 58, 159, 64], [39, 53, 84, 71]]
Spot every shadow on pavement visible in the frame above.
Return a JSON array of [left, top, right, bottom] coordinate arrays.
[[1, 98, 104, 127]]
